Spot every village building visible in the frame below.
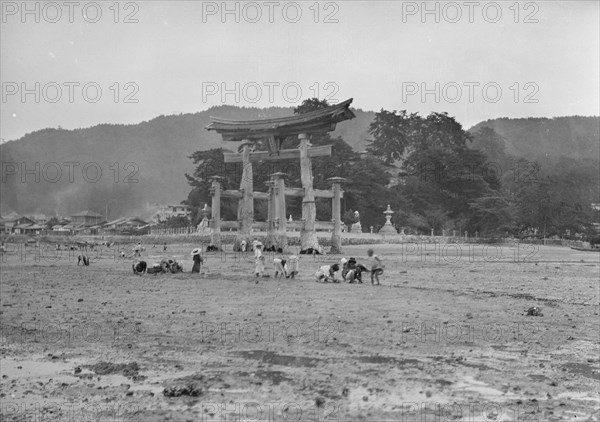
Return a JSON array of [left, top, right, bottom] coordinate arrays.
[[101, 216, 149, 234], [70, 210, 104, 226], [0, 215, 35, 234], [153, 204, 191, 221]]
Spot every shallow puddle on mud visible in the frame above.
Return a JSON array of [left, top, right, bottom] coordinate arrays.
[[0, 356, 202, 398], [233, 350, 325, 367], [233, 370, 292, 386], [453, 375, 512, 399], [562, 362, 600, 380], [354, 355, 422, 367], [557, 391, 600, 403], [1, 356, 76, 379]]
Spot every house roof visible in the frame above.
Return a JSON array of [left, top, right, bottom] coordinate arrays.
[[164, 204, 189, 209], [1, 212, 21, 220], [71, 210, 103, 218], [104, 216, 148, 227], [62, 223, 86, 229], [2, 216, 35, 224]]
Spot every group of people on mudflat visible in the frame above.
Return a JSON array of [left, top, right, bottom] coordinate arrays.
[[130, 238, 384, 284], [252, 240, 385, 285], [314, 248, 384, 285]]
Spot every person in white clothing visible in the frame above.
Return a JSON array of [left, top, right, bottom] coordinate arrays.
[[254, 241, 264, 277], [315, 264, 340, 283]]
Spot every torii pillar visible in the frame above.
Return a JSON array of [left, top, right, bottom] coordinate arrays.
[[328, 177, 346, 254], [272, 172, 288, 251], [265, 178, 276, 247], [299, 133, 320, 252], [234, 140, 254, 251], [209, 176, 223, 249]]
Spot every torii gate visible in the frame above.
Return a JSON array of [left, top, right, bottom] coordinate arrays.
[[206, 98, 355, 253]]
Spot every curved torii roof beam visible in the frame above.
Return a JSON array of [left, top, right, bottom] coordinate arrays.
[[206, 98, 355, 152]]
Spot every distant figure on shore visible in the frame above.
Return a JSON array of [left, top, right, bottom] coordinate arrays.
[[367, 248, 383, 285], [163, 242, 167, 252], [191, 248, 203, 273], [254, 241, 264, 277], [133, 242, 142, 257]]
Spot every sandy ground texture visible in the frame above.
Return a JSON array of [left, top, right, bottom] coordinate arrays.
[[1, 242, 599, 421]]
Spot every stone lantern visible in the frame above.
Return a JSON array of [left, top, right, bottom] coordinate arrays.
[[378, 204, 398, 235]]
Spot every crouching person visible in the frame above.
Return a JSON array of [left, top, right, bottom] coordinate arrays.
[[162, 258, 183, 273], [170, 260, 183, 273], [132, 261, 147, 274], [342, 257, 368, 283], [273, 257, 286, 278], [315, 264, 340, 283], [285, 255, 299, 279], [146, 263, 164, 275]]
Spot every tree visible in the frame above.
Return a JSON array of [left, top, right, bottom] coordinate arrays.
[[293, 98, 393, 230], [468, 193, 517, 235], [46, 217, 60, 230], [366, 109, 420, 164]]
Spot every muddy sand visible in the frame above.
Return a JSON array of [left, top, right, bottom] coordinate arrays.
[[1, 242, 599, 421]]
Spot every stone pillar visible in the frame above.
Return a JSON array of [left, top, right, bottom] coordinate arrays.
[[328, 177, 345, 254], [272, 172, 288, 251], [265, 178, 276, 247], [299, 133, 320, 252], [209, 176, 223, 249], [235, 140, 254, 251]]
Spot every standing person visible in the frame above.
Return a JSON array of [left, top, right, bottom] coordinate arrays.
[[191, 248, 203, 273], [163, 242, 167, 252], [367, 248, 383, 285], [133, 242, 142, 257], [254, 241, 265, 277]]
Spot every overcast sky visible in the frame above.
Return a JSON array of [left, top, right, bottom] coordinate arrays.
[[1, 1, 598, 141]]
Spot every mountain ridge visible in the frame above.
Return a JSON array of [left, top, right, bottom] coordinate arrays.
[[1, 108, 597, 218]]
